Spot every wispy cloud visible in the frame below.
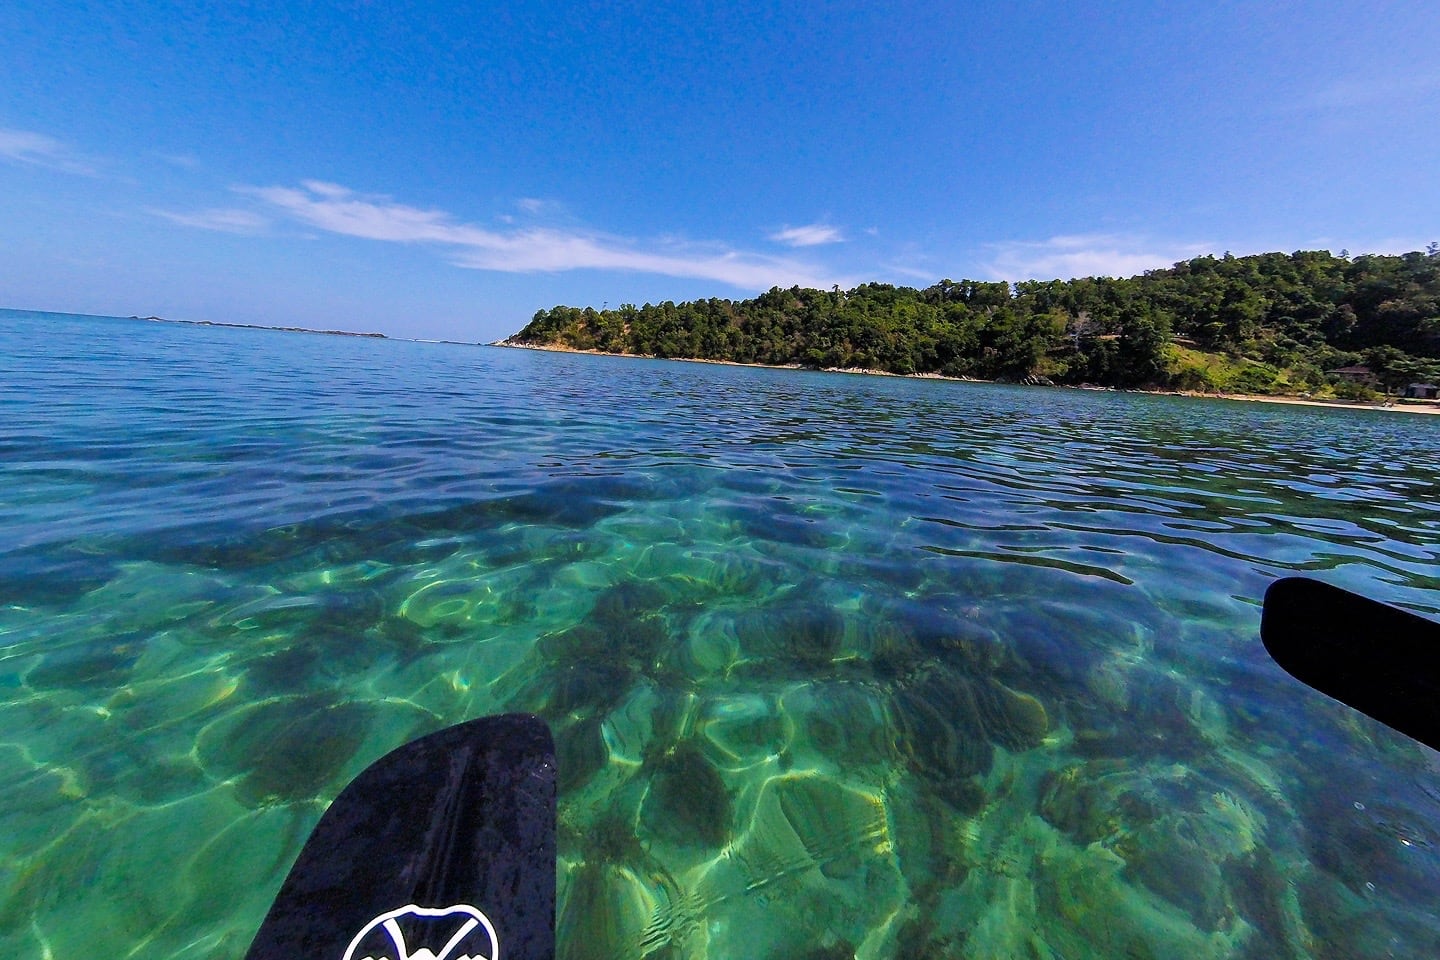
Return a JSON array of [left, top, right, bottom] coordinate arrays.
[[156, 152, 201, 169], [245, 180, 847, 289], [150, 207, 269, 234], [0, 127, 100, 175], [982, 233, 1214, 281], [769, 223, 844, 247], [883, 263, 939, 282], [515, 196, 566, 216], [1307, 72, 1440, 111]]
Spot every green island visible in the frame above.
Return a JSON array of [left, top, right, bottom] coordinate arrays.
[[508, 247, 1440, 402]]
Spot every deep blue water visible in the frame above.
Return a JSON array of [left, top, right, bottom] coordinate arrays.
[[2, 307, 1439, 958]]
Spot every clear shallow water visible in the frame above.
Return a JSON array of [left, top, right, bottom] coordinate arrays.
[[2, 308, 1440, 959]]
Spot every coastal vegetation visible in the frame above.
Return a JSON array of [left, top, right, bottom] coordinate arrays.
[[511, 248, 1440, 396]]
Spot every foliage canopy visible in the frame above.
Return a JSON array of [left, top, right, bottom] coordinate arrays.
[[512, 249, 1440, 395]]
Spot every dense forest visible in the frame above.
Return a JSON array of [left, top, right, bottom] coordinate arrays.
[[510, 248, 1440, 397]]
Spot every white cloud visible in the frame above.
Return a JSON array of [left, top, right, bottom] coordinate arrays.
[[150, 207, 270, 233], [883, 263, 939, 282], [449, 232, 842, 289], [1308, 72, 1440, 110], [301, 180, 352, 199], [769, 223, 844, 247], [156, 152, 200, 169], [0, 127, 99, 175], [515, 196, 568, 216], [246, 180, 847, 289], [982, 233, 1214, 281]]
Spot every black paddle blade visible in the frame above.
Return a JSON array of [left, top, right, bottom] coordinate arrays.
[[244, 713, 555, 960], [1262, 577, 1440, 752]]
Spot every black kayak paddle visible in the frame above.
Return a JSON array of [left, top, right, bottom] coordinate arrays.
[[1262, 576, 1440, 752], [243, 712, 556, 960]]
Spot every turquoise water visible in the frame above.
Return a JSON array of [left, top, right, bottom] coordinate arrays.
[[2, 307, 1439, 959]]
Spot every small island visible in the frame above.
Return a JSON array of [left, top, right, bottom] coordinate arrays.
[[503, 248, 1440, 408], [134, 315, 388, 339]]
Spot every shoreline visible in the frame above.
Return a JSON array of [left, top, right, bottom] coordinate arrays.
[[493, 339, 1440, 415], [1190, 393, 1439, 414]]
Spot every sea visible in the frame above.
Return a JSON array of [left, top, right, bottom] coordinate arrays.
[[2, 307, 1439, 959]]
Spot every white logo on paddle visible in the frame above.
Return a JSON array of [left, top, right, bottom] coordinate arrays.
[[342, 904, 500, 960]]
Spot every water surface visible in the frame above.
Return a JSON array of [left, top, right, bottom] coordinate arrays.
[[2, 308, 1439, 959]]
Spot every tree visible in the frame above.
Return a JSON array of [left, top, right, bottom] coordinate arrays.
[[1115, 307, 1171, 387]]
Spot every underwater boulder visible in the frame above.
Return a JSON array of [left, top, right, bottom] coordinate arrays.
[[107, 668, 239, 734], [520, 660, 635, 718], [673, 610, 740, 681], [1066, 663, 1209, 762], [242, 645, 321, 694], [591, 580, 670, 625], [555, 714, 611, 795], [973, 677, 1050, 751], [1031, 837, 1242, 960], [556, 860, 663, 960], [28, 635, 144, 690], [708, 771, 901, 957], [196, 694, 374, 807], [733, 600, 846, 669], [888, 667, 994, 785], [1038, 759, 1158, 845], [537, 581, 672, 671], [482, 484, 628, 528], [1120, 819, 1233, 932], [737, 510, 844, 550], [0, 745, 88, 861], [697, 694, 791, 771], [538, 623, 608, 662], [781, 681, 891, 771], [792, 941, 856, 960], [639, 743, 731, 849]]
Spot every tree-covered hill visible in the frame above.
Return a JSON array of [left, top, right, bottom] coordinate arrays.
[[509, 248, 1440, 396]]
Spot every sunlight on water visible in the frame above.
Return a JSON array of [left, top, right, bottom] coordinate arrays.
[[1, 308, 1439, 958]]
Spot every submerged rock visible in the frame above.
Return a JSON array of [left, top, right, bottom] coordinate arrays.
[[591, 580, 671, 625], [555, 714, 611, 795], [782, 681, 891, 771], [519, 660, 635, 717], [707, 771, 901, 956], [28, 636, 144, 690], [557, 861, 662, 960], [640, 743, 730, 849], [697, 693, 791, 770], [1121, 819, 1233, 932], [973, 677, 1049, 751], [196, 694, 373, 807], [734, 600, 846, 669], [887, 667, 994, 788]]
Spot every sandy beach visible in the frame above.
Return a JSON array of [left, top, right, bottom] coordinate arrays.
[[494, 340, 1440, 415], [1196, 393, 1440, 414]]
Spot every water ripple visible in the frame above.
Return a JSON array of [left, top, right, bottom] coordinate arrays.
[[3, 310, 1440, 959]]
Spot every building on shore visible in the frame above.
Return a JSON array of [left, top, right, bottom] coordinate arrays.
[[1404, 382, 1439, 400], [1328, 364, 1377, 385]]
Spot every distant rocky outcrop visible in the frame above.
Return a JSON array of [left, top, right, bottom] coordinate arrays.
[[136, 315, 386, 338]]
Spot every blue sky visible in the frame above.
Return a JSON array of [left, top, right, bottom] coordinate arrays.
[[2, 1, 1436, 342]]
